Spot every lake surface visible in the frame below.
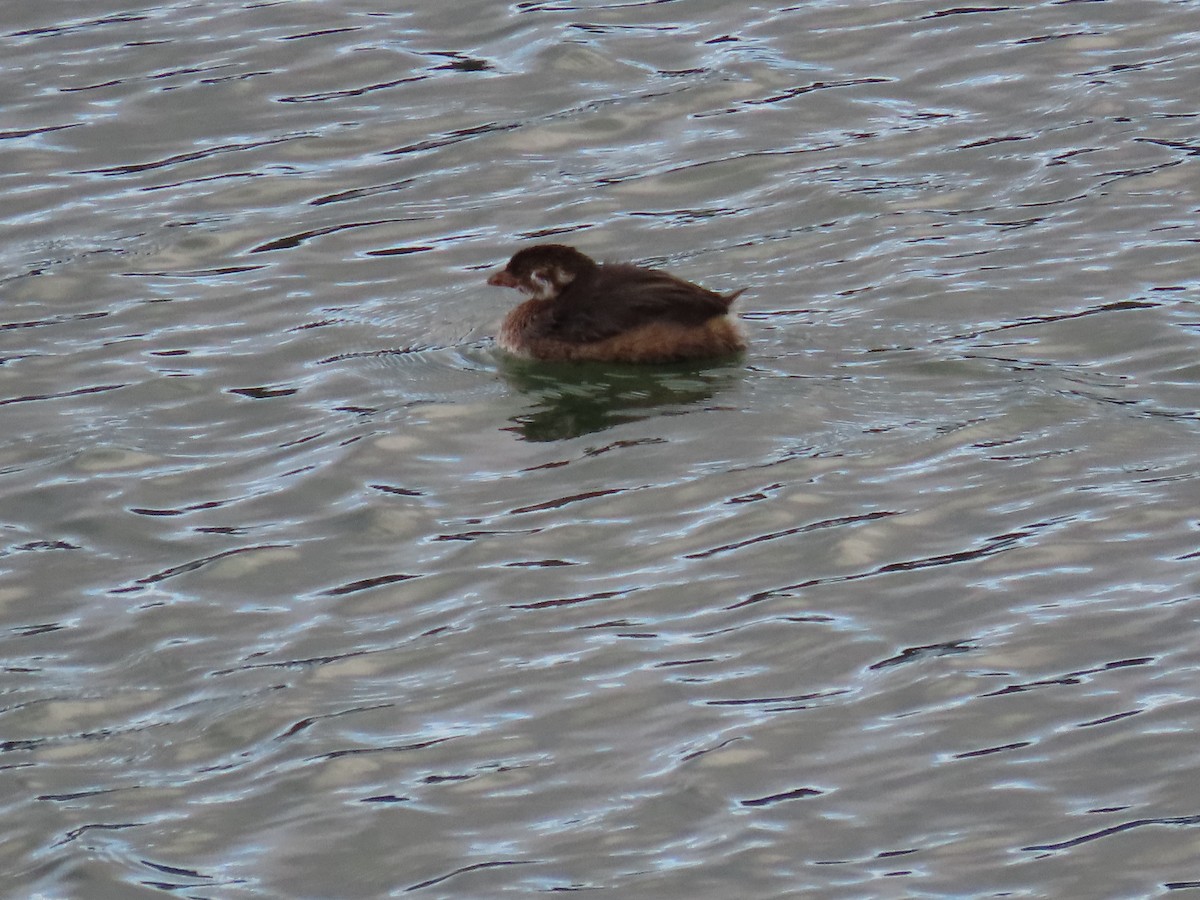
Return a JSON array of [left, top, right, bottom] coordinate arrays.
[[4, 1, 1200, 896]]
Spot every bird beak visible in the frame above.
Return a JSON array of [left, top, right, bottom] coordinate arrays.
[[487, 270, 519, 288]]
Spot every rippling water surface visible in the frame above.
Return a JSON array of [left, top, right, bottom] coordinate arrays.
[[4, 1, 1200, 896]]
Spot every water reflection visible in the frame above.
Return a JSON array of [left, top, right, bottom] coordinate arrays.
[[497, 355, 744, 441]]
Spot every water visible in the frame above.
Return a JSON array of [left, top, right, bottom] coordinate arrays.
[[4, 1, 1200, 896]]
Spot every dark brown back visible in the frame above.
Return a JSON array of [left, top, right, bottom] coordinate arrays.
[[539, 263, 740, 344]]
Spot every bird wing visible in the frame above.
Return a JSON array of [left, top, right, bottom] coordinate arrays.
[[542, 265, 738, 344]]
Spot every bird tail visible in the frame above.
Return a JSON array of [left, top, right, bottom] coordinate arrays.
[[721, 288, 747, 309]]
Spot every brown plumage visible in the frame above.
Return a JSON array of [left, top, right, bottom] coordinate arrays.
[[486, 244, 746, 363]]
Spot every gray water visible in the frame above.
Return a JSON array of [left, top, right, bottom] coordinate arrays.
[[4, 1, 1200, 897]]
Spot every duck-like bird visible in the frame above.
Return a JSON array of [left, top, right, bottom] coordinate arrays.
[[487, 244, 746, 363]]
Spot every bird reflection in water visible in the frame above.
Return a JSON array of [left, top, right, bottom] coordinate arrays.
[[497, 355, 744, 442]]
